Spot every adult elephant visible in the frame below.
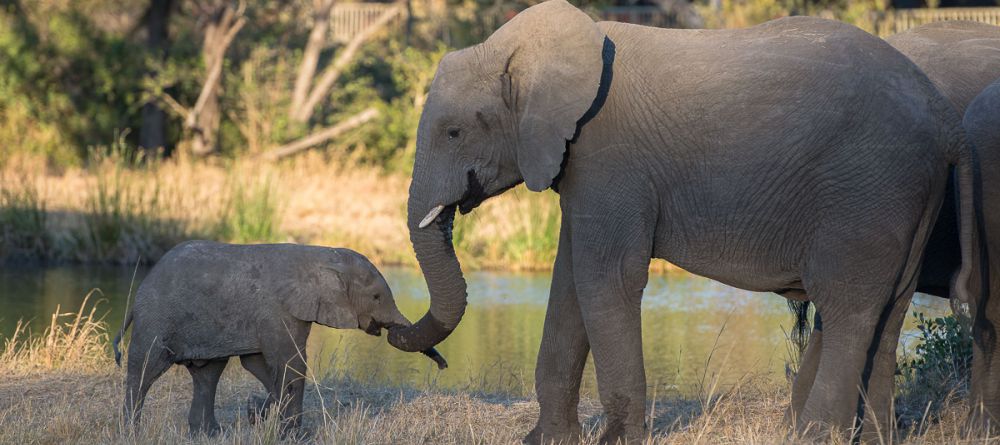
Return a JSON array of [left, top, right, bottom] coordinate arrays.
[[386, 1, 980, 442], [791, 20, 1000, 432]]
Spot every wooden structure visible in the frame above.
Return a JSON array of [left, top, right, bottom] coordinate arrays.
[[325, 2, 1000, 41], [330, 2, 406, 42], [875, 7, 1000, 36]]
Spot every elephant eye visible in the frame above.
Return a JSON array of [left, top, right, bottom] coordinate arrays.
[[373, 294, 381, 300], [447, 127, 461, 140]]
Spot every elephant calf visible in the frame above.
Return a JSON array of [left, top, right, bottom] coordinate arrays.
[[113, 240, 446, 436]]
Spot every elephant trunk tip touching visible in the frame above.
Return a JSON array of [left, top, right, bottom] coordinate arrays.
[[386, 312, 455, 352], [421, 347, 448, 369]]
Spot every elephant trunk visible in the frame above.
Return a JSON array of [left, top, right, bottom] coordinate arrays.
[[385, 301, 449, 370], [387, 182, 468, 353]]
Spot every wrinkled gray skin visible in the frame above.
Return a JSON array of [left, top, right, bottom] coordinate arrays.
[[385, 1, 979, 443], [791, 21, 1000, 434], [115, 241, 424, 436]]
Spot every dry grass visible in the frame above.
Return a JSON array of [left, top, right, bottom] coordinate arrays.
[[1, 152, 679, 272], [0, 299, 991, 444]]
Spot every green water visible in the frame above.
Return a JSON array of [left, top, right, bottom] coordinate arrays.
[[0, 265, 949, 397]]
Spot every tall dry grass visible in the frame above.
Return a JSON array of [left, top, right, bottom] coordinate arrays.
[[0, 297, 989, 444], [1, 152, 678, 272]]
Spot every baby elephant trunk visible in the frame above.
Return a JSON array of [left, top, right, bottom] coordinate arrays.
[[385, 310, 448, 369]]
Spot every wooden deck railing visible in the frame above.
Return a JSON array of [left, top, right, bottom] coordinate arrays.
[[601, 6, 680, 29], [328, 3, 1000, 42], [329, 3, 405, 43], [874, 7, 1000, 36]]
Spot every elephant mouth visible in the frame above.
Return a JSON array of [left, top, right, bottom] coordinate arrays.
[[457, 169, 486, 214], [457, 169, 516, 215], [363, 320, 383, 336]]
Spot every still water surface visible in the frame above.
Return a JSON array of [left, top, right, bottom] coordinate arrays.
[[0, 265, 949, 397]]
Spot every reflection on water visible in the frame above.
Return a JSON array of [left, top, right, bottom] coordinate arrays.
[[0, 265, 950, 397]]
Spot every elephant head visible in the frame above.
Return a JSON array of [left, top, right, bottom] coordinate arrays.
[[283, 249, 410, 335], [388, 0, 608, 352]]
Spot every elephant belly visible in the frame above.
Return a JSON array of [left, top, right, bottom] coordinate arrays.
[[652, 226, 803, 294], [162, 317, 261, 362]]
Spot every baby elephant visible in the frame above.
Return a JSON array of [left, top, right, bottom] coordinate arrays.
[[113, 240, 446, 436]]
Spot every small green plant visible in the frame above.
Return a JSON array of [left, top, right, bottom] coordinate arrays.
[[216, 175, 282, 244], [74, 137, 195, 263], [896, 312, 972, 425]]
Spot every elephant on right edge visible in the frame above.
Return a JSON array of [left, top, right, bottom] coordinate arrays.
[[790, 20, 1000, 433], [384, 1, 984, 442]]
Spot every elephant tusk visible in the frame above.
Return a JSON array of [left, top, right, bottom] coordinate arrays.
[[418, 205, 445, 229]]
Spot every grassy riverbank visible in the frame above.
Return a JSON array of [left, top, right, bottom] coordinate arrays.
[[0, 298, 982, 444], [0, 153, 679, 273]]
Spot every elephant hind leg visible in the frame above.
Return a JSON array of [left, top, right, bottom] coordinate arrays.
[[122, 339, 173, 432], [795, 284, 885, 440], [187, 358, 228, 436], [788, 313, 822, 426], [798, 211, 932, 440]]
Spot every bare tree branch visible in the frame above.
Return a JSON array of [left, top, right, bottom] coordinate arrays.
[[291, 3, 403, 123], [158, 92, 191, 118], [264, 107, 379, 160], [291, 0, 335, 116], [186, 11, 246, 129]]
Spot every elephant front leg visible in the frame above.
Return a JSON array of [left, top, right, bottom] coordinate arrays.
[[526, 221, 590, 445], [240, 353, 276, 424], [571, 213, 653, 444], [264, 348, 309, 436]]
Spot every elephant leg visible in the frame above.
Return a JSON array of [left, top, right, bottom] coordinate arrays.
[[263, 346, 309, 434], [240, 353, 276, 424], [788, 312, 822, 426], [186, 359, 228, 436], [526, 218, 590, 445], [796, 289, 882, 439], [122, 336, 173, 432], [968, 272, 1000, 434], [570, 211, 653, 445], [860, 289, 914, 443]]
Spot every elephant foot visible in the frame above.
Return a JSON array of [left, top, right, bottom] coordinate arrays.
[[965, 405, 1000, 438], [523, 423, 582, 445], [246, 395, 270, 424], [598, 421, 645, 445], [188, 422, 221, 438], [278, 420, 313, 441]]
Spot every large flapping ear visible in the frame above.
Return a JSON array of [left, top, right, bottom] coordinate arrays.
[[487, 0, 606, 191], [281, 264, 358, 329]]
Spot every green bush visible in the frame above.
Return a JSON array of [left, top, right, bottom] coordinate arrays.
[[215, 175, 282, 244], [896, 312, 972, 425]]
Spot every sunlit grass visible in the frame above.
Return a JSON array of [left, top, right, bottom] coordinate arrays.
[[0, 298, 989, 444], [0, 152, 662, 272], [0, 290, 108, 375], [0, 169, 49, 260], [215, 174, 282, 244]]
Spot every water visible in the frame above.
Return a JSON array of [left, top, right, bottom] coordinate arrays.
[[0, 265, 950, 397]]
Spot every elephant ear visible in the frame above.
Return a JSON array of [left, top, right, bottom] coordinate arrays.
[[488, 0, 606, 192], [281, 265, 358, 329]]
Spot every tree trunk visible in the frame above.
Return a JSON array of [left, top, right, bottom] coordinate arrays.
[[189, 2, 235, 157], [139, 0, 173, 157], [291, 0, 335, 118]]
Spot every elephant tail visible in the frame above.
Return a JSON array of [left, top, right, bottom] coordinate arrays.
[[950, 132, 989, 312], [787, 300, 811, 345], [113, 310, 133, 367]]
